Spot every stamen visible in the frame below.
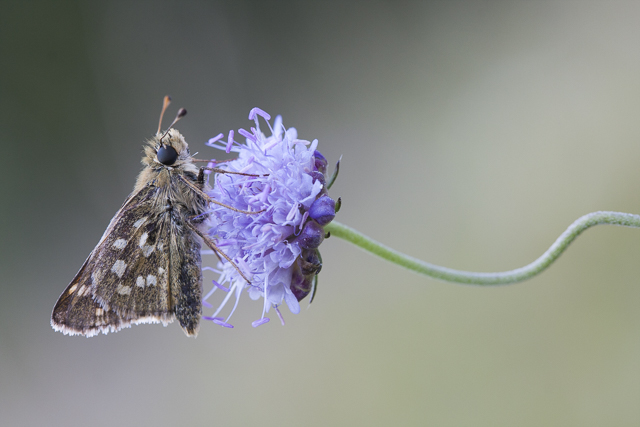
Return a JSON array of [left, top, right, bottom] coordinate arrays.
[[263, 139, 279, 152], [212, 286, 237, 318], [224, 286, 243, 322], [258, 184, 270, 203], [238, 159, 255, 174], [203, 316, 234, 328], [300, 211, 309, 228], [286, 203, 298, 221], [212, 279, 230, 292], [261, 278, 269, 319], [216, 239, 238, 248], [249, 107, 271, 121], [226, 130, 234, 153], [237, 258, 252, 278], [206, 133, 224, 147], [260, 223, 272, 233], [252, 318, 270, 327], [274, 306, 285, 326], [238, 128, 256, 142], [273, 115, 283, 139], [203, 284, 218, 301], [204, 161, 215, 175]]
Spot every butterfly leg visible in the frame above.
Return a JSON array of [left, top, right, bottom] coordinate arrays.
[[178, 174, 265, 215], [201, 166, 268, 177]]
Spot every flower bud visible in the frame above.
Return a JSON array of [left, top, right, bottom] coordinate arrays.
[[308, 171, 326, 186], [309, 195, 336, 226], [313, 150, 328, 175], [296, 220, 324, 249]]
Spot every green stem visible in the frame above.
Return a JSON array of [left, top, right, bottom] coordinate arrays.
[[324, 211, 640, 285]]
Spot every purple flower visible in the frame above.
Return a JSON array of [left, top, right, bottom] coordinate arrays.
[[203, 109, 337, 327]]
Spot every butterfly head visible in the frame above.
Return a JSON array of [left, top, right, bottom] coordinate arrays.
[[136, 129, 199, 198], [146, 101, 191, 168], [151, 128, 191, 167], [137, 99, 198, 192]]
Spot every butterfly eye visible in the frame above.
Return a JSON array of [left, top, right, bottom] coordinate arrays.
[[157, 145, 178, 165]]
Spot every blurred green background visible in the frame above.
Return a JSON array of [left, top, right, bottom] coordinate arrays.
[[1, 1, 640, 426]]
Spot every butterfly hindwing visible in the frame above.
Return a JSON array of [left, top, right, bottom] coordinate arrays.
[[169, 210, 203, 336]]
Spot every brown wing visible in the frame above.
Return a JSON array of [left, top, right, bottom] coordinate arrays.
[[51, 257, 127, 337], [51, 184, 175, 336]]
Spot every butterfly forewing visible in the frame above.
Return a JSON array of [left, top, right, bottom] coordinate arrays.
[[51, 255, 127, 336], [52, 185, 175, 335], [90, 185, 173, 319]]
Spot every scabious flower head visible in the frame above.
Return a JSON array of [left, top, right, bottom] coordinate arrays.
[[203, 108, 337, 327]]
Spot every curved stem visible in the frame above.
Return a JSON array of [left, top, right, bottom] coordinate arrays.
[[324, 211, 640, 286]]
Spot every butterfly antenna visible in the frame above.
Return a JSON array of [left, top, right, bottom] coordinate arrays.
[[160, 108, 187, 141], [157, 95, 172, 135]]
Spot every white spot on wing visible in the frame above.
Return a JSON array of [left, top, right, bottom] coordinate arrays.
[[158, 267, 165, 275], [136, 276, 145, 288], [91, 269, 103, 286], [146, 275, 157, 287], [139, 232, 148, 248], [157, 243, 164, 252], [133, 218, 147, 229], [113, 239, 127, 249], [77, 285, 87, 297], [68, 284, 78, 294], [142, 245, 155, 257], [111, 260, 127, 278], [116, 284, 131, 295]]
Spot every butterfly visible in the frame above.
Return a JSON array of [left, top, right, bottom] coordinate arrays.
[[51, 96, 254, 337]]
